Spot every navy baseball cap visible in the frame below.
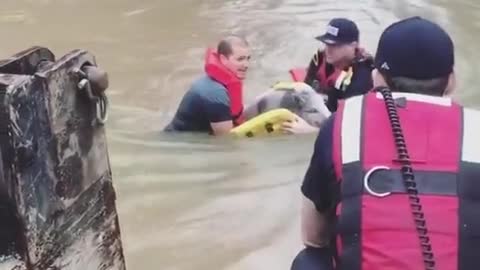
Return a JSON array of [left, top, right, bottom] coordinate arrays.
[[374, 16, 454, 80], [315, 18, 360, 45]]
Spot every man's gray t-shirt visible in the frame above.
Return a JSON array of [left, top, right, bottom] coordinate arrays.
[[164, 75, 232, 133]]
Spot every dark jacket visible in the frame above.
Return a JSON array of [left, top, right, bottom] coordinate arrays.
[[304, 49, 374, 112]]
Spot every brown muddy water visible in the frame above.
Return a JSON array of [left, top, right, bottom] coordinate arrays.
[[0, 0, 479, 269]]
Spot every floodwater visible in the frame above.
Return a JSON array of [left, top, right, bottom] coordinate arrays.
[[0, 0, 479, 269]]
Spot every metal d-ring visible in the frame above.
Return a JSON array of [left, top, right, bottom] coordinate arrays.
[[76, 74, 109, 126], [96, 92, 108, 125], [364, 166, 391, 198]]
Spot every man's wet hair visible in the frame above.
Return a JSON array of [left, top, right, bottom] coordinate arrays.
[[384, 75, 450, 96], [217, 35, 249, 58]]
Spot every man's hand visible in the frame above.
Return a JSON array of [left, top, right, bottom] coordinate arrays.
[[210, 120, 234, 135], [281, 115, 319, 134]]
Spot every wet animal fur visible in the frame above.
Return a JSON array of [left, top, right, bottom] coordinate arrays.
[[244, 83, 331, 127]]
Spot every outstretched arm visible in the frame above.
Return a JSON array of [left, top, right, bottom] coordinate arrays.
[[300, 115, 337, 247], [281, 115, 319, 134]]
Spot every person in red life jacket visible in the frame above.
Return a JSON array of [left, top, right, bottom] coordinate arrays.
[[164, 35, 250, 135], [282, 18, 374, 134], [304, 18, 374, 113], [292, 16, 480, 270]]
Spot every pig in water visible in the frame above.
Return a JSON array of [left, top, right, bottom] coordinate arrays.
[[243, 82, 331, 128]]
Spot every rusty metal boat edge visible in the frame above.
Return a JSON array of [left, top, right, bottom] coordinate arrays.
[[0, 46, 126, 270]]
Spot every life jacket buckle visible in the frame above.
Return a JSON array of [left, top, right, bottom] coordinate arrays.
[[364, 166, 392, 197]]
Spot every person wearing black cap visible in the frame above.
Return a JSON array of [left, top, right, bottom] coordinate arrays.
[[304, 18, 374, 112], [292, 16, 480, 270], [281, 18, 374, 134]]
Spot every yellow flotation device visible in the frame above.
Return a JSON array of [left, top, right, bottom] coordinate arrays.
[[230, 81, 312, 138], [230, 108, 297, 138]]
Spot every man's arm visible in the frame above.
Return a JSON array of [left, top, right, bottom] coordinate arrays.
[[204, 89, 234, 135], [210, 120, 233, 135], [300, 115, 337, 247], [301, 194, 330, 247]]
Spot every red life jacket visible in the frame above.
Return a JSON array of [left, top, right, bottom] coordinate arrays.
[[331, 91, 480, 270], [204, 48, 244, 125], [316, 57, 343, 91]]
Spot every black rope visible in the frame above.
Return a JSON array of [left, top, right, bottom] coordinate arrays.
[[377, 87, 436, 270]]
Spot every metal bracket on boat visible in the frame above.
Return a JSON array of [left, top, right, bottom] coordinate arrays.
[[364, 166, 391, 198], [75, 66, 109, 126]]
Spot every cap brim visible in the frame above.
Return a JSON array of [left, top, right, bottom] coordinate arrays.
[[315, 34, 339, 45]]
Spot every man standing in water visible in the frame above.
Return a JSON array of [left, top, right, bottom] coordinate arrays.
[[164, 35, 251, 135], [293, 16, 480, 270]]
